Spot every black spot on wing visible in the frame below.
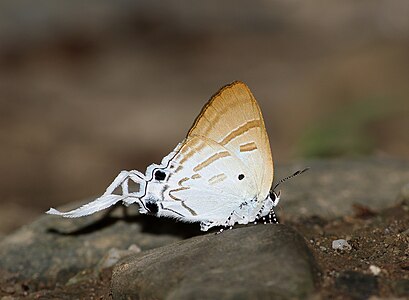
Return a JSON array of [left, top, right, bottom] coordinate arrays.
[[146, 201, 159, 214], [155, 170, 166, 181]]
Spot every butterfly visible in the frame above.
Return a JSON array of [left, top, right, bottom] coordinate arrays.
[[47, 81, 306, 231]]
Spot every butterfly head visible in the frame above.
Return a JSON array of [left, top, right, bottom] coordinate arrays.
[[269, 190, 281, 207]]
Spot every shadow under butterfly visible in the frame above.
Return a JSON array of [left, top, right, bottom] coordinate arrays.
[[47, 81, 308, 233]]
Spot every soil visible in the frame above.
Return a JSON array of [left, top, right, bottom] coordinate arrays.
[[293, 202, 409, 299]]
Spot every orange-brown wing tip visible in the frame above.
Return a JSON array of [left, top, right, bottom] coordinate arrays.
[[187, 81, 253, 136], [222, 81, 250, 93], [210, 80, 249, 100]]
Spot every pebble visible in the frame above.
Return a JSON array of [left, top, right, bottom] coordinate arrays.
[[332, 239, 352, 251], [369, 265, 381, 276]]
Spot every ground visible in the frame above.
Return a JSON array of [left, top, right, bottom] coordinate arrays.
[[295, 202, 409, 299], [1, 201, 408, 299]]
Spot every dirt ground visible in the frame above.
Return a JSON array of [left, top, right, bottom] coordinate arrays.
[[295, 202, 409, 299]]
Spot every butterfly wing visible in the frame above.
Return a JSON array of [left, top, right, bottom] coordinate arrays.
[[46, 81, 274, 228], [187, 81, 274, 201]]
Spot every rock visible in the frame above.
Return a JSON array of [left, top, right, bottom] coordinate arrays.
[[96, 244, 141, 271], [398, 182, 409, 205], [0, 203, 200, 289], [276, 158, 409, 220], [112, 224, 319, 300], [335, 271, 378, 299], [65, 244, 142, 286]]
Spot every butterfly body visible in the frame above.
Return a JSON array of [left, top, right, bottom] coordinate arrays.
[[47, 81, 280, 231]]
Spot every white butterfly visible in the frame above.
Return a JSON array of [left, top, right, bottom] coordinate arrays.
[[47, 81, 297, 231]]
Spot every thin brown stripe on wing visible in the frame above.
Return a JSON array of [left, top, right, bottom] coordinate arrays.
[[240, 141, 258, 152], [219, 119, 261, 146], [193, 151, 231, 172], [208, 173, 227, 185]]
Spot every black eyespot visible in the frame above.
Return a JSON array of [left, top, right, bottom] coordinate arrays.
[[238, 174, 245, 180], [146, 201, 159, 214], [154, 170, 166, 181]]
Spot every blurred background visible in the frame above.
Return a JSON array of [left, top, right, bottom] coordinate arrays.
[[0, 0, 408, 237]]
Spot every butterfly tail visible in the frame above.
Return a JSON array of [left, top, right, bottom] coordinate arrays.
[[46, 194, 134, 218]]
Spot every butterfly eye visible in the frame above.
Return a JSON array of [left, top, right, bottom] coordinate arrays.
[[238, 174, 245, 180], [154, 170, 166, 181]]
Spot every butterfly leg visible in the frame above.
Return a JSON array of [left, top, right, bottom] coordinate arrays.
[[252, 197, 279, 226], [268, 209, 279, 224], [226, 210, 238, 229], [253, 203, 266, 224], [216, 228, 224, 235], [200, 220, 214, 231], [214, 210, 237, 234], [215, 225, 233, 235]]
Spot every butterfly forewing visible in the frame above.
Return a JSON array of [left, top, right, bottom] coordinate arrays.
[[186, 81, 274, 201]]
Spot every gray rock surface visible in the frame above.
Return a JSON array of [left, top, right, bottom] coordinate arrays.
[[111, 224, 319, 300], [276, 157, 409, 220], [0, 205, 198, 288]]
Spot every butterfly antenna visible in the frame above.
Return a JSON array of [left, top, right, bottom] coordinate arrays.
[[271, 167, 309, 191]]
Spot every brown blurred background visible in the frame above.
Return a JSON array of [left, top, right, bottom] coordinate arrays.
[[1, 0, 408, 237]]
